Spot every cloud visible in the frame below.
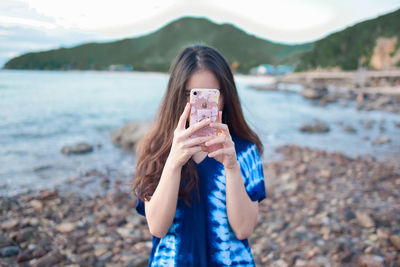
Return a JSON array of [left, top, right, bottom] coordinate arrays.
[[0, 15, 57, 29], [0, 0, 399, 67]]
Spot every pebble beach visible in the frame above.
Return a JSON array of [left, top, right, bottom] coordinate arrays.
[[1, 70, 399, 266], [1, 143, 399, 266]]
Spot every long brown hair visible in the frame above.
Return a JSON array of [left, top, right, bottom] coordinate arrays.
[[131, 44, 263, 207]]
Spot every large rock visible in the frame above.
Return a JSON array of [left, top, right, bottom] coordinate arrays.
[[61, 142, 93, 155], [301, 87, 328, 99], [111, 121, 153, 150], [372, 136, 391, 145], [299, 120, 330, 133]]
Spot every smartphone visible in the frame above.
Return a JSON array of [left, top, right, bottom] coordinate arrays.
[[189, 88, 220, 138]]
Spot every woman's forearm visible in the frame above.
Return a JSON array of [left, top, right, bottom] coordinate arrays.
[[144, 157, 182, 238], [225, 162, 258, 240]]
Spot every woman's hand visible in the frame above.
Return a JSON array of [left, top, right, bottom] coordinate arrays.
[[205, 111, 239, 170], [168, 102, 214, 168]]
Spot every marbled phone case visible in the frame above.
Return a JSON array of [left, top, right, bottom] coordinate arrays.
[[189, 88, 220, 138]]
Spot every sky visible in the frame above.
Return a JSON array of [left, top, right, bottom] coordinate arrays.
[[1, 0, 400, 67]]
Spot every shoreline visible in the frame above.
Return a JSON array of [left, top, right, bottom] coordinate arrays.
[[1, 143, 399, 266]]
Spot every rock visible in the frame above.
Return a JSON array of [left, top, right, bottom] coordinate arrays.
[[15, 227, 35, 243], [33, 165, 52, 172], [372, 136, 391, 145], [106, 216, 127, 227], [301, 87, 328, 99], [355, 211, 375, 228], [319, 170, 331, 179], [294, 259, 307, 267], [250, 84, 277, 91], [32, 247, 47, 258], [270, 260, 289, 267], [124, 255, 149, 267], [76, 244, 93, 254], [94, 244, 108, 257], [299, 120, 330, 133], [320, 94, 338, 104], [376, 228, 390, 239], [101, 177, 110, 189], [0, 246, 20, 257], [17, 250, 35, 262], [55, 222, 75, 233], [364, 120, 374, 129], [357, 254, 385, 267], [308, 218, 322, 227], [31, 250, 63, 267], [116, 228, 135, 239], [99, 251, 113, 262], [389, 235, 400, 250], [344, 207, 356, 220], [1, 219, 19, 231], [110, 121, 152, 150], [0, 234, 13, 249], [61, 142, 93, 155], [343, 125, 357, 133], [29, 199, 43, 211], [39, 189, 58, 200]]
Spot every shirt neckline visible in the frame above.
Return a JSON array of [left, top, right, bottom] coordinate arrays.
[[195, 154, 209, 166]]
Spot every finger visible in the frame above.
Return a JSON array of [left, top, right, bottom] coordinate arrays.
[[208, 147, 234, 157], [182, 135, 214, 148], [188, 145, 208, 155], [204, 136, 229, 147], [209, 122, 229, 135], [177, 102, 190, 130], [183, 118, 211, 138]]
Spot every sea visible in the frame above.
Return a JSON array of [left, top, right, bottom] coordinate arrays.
[[1, 70, 399, 197]]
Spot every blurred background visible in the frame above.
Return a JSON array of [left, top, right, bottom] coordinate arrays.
[[1, 0, 400, 266]]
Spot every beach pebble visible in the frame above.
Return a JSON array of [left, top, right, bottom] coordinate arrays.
[[389, 235, 400, 250], [357, 254, 384, 267], [55, 222, 75, 233], [0, 246, 20, 257], [355, 211, 375, 228]]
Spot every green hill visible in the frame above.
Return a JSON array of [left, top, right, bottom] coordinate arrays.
[[296, 8, 400, 71], [3, 17, 312, 74]]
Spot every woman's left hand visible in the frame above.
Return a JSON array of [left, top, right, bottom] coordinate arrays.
[[205, 111, 240, 170]]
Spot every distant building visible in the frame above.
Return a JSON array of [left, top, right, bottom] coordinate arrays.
[[108, 64, 133, 71], [250, 64, 293, 76]]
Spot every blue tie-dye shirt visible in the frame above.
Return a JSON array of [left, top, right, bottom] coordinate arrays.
[[136, 134, 267, 266]]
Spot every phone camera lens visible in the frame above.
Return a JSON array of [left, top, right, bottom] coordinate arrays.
[[193, 91, 197, 95]]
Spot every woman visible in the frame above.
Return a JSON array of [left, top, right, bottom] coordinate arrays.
[[131, 44, 266, 266]]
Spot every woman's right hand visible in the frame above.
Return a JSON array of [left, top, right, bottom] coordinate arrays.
[[168, 102, 214, 168]]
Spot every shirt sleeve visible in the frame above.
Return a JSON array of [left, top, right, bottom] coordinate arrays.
[[238, 143, 267, 202], [136, 196, 146, 217]]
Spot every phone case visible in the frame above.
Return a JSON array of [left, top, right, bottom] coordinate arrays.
[[189, 88, 220, 138]]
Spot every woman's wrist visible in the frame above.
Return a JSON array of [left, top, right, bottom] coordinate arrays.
[[165, 154, 183, 172], [224, 159, 240, 172]]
